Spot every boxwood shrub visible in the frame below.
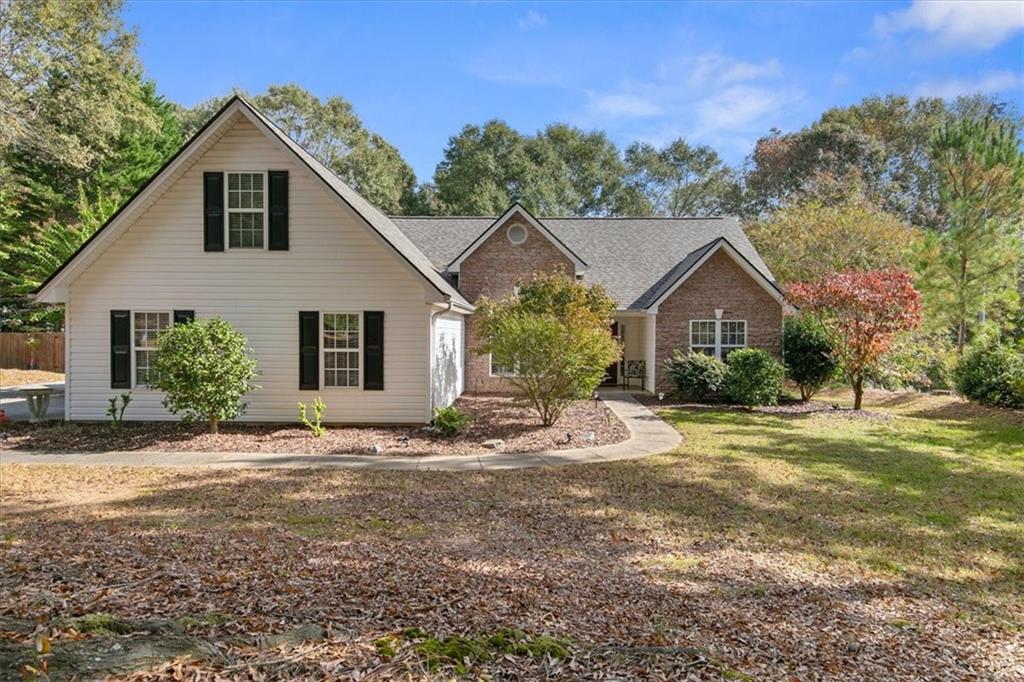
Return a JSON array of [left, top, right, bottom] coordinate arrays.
[[954, 343, 1024, 409], [725, 348, 785, 406], [664, 350, 726, 401]]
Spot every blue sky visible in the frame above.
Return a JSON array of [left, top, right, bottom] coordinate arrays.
[[124, 1, 1024, 181]]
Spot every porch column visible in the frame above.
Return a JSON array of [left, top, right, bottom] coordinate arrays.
[[644, 314, 656, 392]]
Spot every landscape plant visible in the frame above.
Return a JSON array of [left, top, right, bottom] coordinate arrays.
[[663, 350, 727, 401], [783, 315, 838, 401], [474, 271, 620, 426], [298, 396, 327, 437], [149, 318, 258, 433], [953, 342, 1024, 409], [432, 405, 472, 437], [105, 392, 131, 432], [724, 348, 785, 406], [787, 269, 922, 410]]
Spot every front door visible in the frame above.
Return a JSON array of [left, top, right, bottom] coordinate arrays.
[[601, 321, 620, 386]]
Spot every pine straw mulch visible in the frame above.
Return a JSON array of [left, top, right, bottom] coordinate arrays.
[[1, 461, 1019, 680], [3, 394, 628, 457], [0, 368, 64, 389]]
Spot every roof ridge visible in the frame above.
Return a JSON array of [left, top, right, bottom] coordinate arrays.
[[389, 215, 735, 220]]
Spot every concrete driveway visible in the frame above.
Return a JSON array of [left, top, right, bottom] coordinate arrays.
[[0, 382, 65, 421]]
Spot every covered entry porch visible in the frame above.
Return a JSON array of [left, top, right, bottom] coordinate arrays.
[[604, 312, 657, 393]]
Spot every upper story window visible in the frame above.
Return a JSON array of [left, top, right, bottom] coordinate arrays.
[[227, 172, 265, 249]]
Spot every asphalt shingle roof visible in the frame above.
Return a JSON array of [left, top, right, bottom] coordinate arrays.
[[390, 215, 777, 310]]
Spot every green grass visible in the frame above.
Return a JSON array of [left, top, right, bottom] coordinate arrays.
[[656, 391, 1023, 618]]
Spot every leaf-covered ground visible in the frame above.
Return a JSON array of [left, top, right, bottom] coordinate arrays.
[[0, 391, 1021, 680], [0, 369, 63, 389]]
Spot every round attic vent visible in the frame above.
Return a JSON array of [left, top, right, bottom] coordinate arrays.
[[507, 223, 528, 244]]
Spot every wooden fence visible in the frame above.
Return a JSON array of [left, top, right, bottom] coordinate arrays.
[[0, 332, 65, 371]]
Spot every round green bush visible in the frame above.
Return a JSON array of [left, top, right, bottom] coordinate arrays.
[[725, 348, 785, 406], [783, 315, 837, 401], [663, 350, 727, 401], [954, 343, 1024, 409]]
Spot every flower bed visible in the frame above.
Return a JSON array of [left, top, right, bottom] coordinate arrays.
[[5, 394, 628, 456]]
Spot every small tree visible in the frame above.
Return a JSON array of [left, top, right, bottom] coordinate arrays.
[[475, 271, 621, 426], [783, 314, 838, 401], [788, 269, 921, 410], [150, 318, 258, 433]]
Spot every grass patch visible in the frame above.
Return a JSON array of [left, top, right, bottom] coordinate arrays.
[[69, 613, 134, 635], [380, 627, 569, 674]]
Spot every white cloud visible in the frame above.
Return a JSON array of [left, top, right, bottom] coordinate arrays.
[[687, 53, 782, 87], [694, 85, 793, 136], [517, 10, 547, 31], [914, 70, 1024, 98], [874, 0, 1024, 50], [588, 92, 662, 118]]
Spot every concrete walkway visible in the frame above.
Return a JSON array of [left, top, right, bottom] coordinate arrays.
[[0, 390, 681, 471]]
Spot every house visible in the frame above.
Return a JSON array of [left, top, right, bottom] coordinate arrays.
[[35, 96, 785, 423]]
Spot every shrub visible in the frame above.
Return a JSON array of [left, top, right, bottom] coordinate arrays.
[[150, 318, 259, 433], [475, 271, 621, 426], [298, 396, 327, 437], [724, 348, 785, 406], [866, 330, 956, 391], [954, 343, 1024, 409], [433, 405, 472, 437], [783, 315, 837, 401], [663, 350, 727, 401]]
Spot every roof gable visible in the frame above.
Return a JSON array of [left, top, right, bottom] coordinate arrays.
[[35, 96, 469, 309], [392, 215, 779, 310], [446, 203, 588, 273]]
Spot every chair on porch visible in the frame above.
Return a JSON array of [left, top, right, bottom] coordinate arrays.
[[623, 360, 646, 392]]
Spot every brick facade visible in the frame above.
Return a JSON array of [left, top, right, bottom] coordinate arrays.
[[653, 249, 783, 392], [460, 214, 575, 392]]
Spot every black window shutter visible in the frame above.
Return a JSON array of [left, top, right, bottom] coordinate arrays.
[[299, 311, 319, 390], [173, 310, 195, 325], [364, 311, 384, 391], [203, 172, 224, 252], [268, 170, 288, 250], [110, 310, 131, 389]]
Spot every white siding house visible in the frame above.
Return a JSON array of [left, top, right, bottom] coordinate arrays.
[[37, 98, 472, 423]]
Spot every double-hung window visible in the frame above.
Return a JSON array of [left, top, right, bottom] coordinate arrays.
[[323, 313, 360, 387], [490, 355, 517, 377], [226, 171, 265, 249], [134, 311, 171, 385], [690, 319, 747, 360]]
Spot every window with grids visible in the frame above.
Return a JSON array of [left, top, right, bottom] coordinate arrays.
[[490, 355, 517, 377], [227, 172, 265, 248], [689, 320, 717, 356], [323, 313, 360, 387], [134, 312, 171, 385], [720, 320, 747, 359]]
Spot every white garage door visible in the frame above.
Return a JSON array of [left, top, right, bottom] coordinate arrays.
[[432, 313, 464, 408]]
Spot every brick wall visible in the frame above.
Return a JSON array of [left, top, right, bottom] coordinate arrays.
[[654, 249, 783, 392], [460, 214, 575, 392]]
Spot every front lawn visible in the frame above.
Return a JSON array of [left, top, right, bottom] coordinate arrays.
[[0, 391, 1020, 679]]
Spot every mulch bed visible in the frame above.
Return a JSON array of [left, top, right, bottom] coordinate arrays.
[[636, 394, 894, 420], [3, 393, 628, 456]]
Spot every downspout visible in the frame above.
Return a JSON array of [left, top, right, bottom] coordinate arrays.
[[428, 296, 455, 421]]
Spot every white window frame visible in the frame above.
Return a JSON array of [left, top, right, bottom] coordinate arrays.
[[489, 353, 518, 378], [689, 319, 747, 360], [225, 170, 268, 250], [132, 310, 173, 388], [321, 312, 362, 389]]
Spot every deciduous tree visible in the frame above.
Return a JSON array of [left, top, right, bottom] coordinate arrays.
[[787, 269, 922, 410], [474, 271, 620, 425], [622, 139, 740, 217]]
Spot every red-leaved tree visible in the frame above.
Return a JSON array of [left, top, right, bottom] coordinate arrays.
[[787, 269, 922, 410]]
